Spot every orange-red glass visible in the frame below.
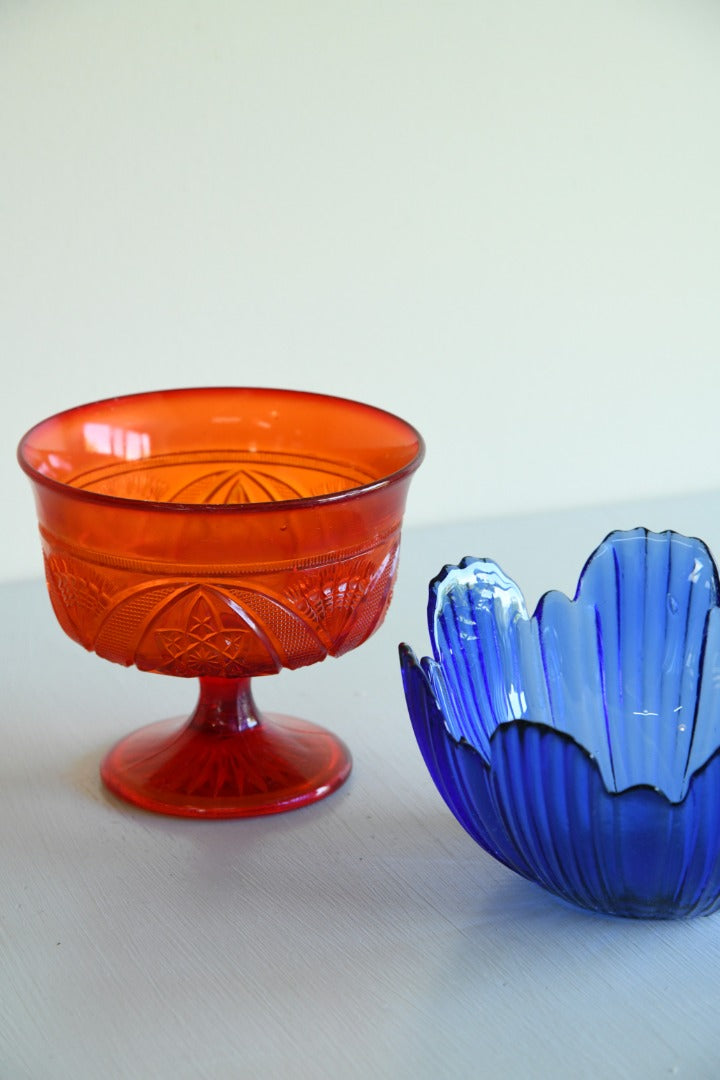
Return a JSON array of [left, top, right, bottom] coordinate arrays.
[[19, 388, 424, 817]]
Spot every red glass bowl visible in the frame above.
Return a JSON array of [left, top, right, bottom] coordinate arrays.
[[18, 388, 424, 817]]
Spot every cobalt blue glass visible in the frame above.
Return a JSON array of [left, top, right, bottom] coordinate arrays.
[[400, 528, 720, 918]]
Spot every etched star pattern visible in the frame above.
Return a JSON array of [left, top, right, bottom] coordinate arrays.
[[155, 592, 251, 676]]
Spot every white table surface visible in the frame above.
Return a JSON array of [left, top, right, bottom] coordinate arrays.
[[5, 492, 720, 1080]]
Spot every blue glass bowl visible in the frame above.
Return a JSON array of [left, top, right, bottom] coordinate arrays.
[[400, 528, 720, 919]]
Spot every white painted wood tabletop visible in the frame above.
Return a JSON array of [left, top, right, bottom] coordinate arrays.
[[5, 493, 720, 1079]]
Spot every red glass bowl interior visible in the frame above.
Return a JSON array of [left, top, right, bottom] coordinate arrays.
[[18, 388, 424, 817], [20, 386, 422, 509]]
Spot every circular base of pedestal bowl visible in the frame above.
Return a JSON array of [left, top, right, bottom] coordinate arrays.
[[100, 713, 352, 818]]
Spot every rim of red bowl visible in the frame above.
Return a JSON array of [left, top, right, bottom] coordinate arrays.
[[17, 386, 426, 514]]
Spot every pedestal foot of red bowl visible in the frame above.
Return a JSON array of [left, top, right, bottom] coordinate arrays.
[[100, 677, 352, 818]]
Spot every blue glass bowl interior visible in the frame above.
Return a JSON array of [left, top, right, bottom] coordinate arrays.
[[400, 528, 720, 918]]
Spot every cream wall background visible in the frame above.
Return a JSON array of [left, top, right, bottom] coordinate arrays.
[[4, 1, 720, 582]]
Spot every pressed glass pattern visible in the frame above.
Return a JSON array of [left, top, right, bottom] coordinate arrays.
[[19, 387, 423, 817]]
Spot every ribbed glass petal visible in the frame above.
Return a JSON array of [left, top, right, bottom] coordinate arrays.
[[429, 560, 530, 757], [687, 607, 720, 786], [534, 590, 616, 789], [576, 529, 719, 799], [399, 645, 531, 878], [487, 722, 720, 918], [429, 559, 551, 755]]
